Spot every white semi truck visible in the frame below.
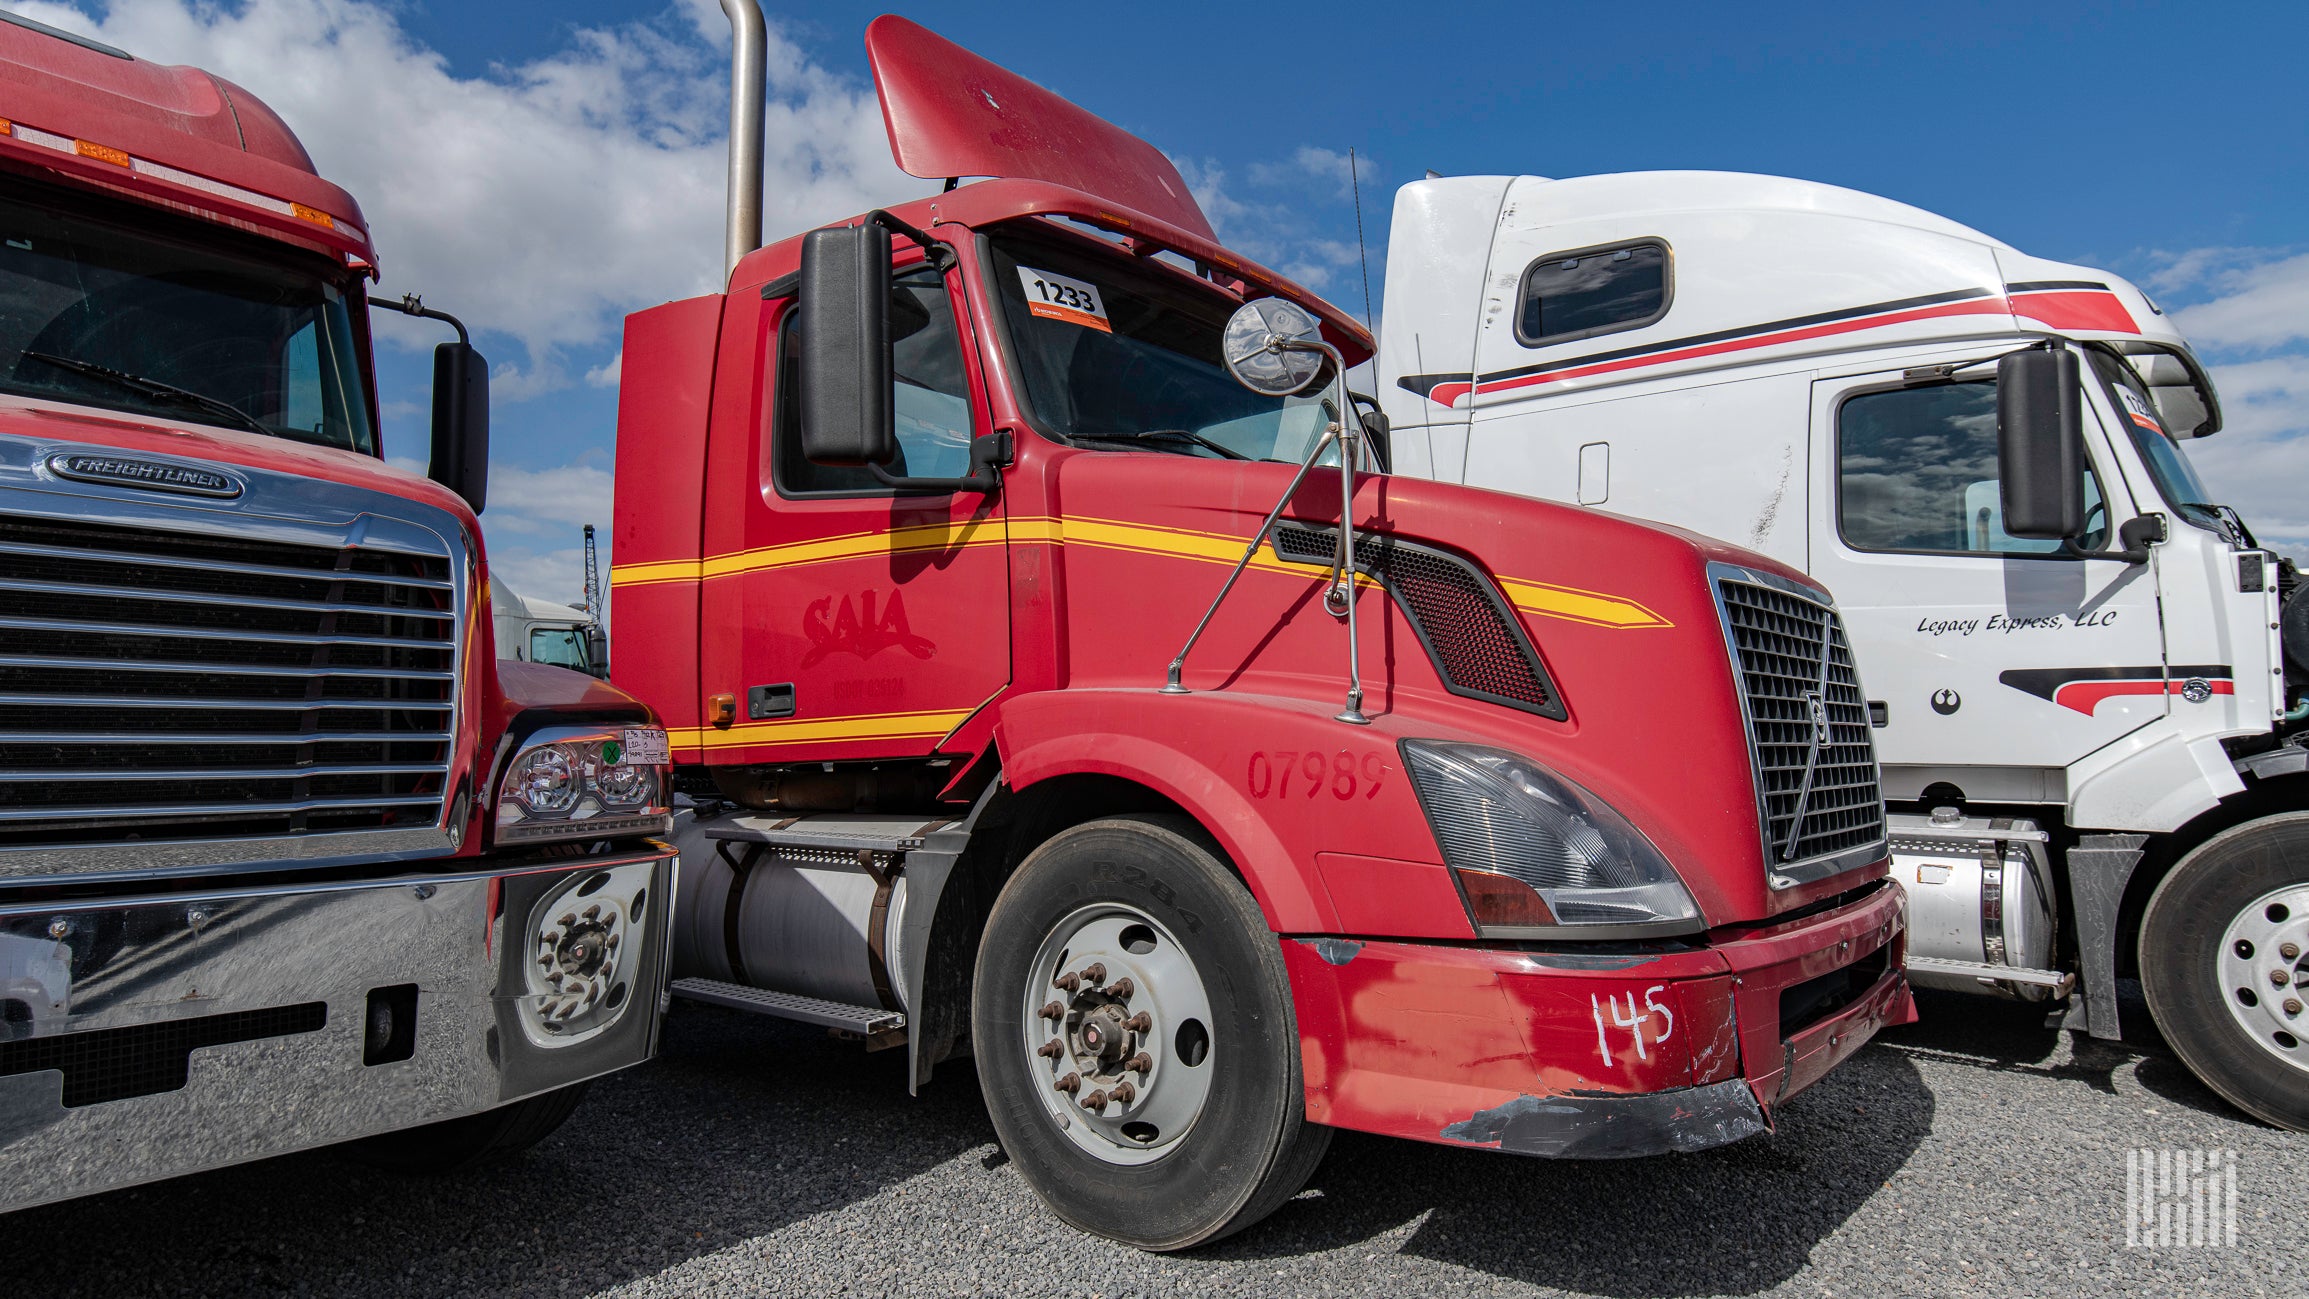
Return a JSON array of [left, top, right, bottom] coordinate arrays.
[[491, 575, 605, 677], [1371, 171, 2307, 1130]]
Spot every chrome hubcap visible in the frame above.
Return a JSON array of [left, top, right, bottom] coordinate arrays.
[[1020, 904, 1213, 1165], [2216, 882, 2309, 1074]]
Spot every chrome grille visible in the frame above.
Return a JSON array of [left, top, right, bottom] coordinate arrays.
[[1711, 568, 1884, 879], [0, 512, 456, 848]]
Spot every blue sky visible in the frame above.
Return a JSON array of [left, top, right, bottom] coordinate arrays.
[[21, 1, 2309, 601]]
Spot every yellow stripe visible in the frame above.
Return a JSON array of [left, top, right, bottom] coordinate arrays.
[[612, 517, 1004, 587], [667, 708, 974, 750], [1497, 576, 1671, 629], [617, 511, 1666, 629]]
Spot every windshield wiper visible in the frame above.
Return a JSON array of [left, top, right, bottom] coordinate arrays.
[[22, 351, 273, 437], [1071, 428, 1250, 461]]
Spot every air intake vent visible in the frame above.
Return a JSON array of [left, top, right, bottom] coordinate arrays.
[[1272, 526, 1564, 720], [0, 512, 458, 852], [1711, 567, 1885, 881]]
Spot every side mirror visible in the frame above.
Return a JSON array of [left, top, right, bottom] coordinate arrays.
[[796, 222, 894, 466], [585, 624, 610, 679], [1221, 298, 1327, 397], [1996, 347, 2086, 540], [429, 340, 490, 513]]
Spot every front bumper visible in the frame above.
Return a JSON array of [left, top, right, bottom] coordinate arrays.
[[1285, 876, 1912, 1159], [0, 842, 676, 1213]]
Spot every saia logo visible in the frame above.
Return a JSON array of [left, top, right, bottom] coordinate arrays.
[[800, 589, 935, 667]]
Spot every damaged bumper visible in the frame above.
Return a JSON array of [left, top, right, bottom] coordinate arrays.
[[1285, 876, 1912, 1159]]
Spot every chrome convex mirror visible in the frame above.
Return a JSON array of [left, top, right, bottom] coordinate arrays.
[[1222, 297, 1327, 396]]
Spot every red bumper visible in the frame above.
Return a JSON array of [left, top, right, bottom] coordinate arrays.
[[1285, 877, 1914, 1158]]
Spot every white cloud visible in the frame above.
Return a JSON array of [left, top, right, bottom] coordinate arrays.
[[479, 463, 615, 608], [20, 0, 927, 391], [585, 350, 623, 389], [2143, 246, 2309, 559]]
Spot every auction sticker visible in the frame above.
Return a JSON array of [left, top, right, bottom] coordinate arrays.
[[1017, 266, 1111, 332], [621, 727, 671, 765]]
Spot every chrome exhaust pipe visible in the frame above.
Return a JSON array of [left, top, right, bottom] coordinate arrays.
[[719, 0, 766, 280]]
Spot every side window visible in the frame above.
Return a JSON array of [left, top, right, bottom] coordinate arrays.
[[1515, 240, 1670, 347], [1838, 381, 2109, 555], [773, 266, 976, 495]]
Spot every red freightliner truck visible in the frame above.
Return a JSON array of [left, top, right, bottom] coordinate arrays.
[[613, 11, 1914, 1248], [0, 13, 678, 1210]]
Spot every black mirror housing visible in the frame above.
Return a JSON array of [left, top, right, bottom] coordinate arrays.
[[797, 223, 895, 466], [585, 624, 610, 679], [1996, 346, 2086, 540], [429, 340, 490, 514]]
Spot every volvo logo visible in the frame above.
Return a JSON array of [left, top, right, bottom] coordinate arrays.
[[47, 453, 242, 498], [2181, 677, 2213, 703], [1804, 689, 1832, 747]]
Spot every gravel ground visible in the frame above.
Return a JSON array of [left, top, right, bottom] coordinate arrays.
[[10, 986, 2303, 1298]]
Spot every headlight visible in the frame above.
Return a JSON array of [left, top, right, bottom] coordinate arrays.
[[495, 725, 673, 845], [1400, 739, 1702, 937]]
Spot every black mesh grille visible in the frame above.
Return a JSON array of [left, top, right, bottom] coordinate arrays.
[[1272, 526, 1564, 720], [1715, 576, 1885, 867], [0, 1002, 327, 1107], [0, 512, 458, 850]]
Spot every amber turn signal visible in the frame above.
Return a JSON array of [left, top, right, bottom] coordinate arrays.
[[1453, 867, 1558, 928]]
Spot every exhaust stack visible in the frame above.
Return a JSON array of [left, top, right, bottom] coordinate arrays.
[[719, 0, 766, 280]]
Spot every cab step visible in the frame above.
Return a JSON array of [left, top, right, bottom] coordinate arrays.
[[701, 812, 950, 856], [671, 977, 907, 1046], [1905, 956, 2076, 995]]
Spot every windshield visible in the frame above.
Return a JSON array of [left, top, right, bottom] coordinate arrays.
[[0, 183, 375, 453], [987, 232, 1334, 463], [2085, 346, 2218, 528], [528, 626, 592, 672]]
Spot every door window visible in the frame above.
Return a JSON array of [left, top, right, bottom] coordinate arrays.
[[1838, 380, 2108, 555], [528, 626, 591, 672], [772, 265, 976, 495]]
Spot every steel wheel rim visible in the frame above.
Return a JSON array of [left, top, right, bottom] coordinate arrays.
[[2214, 881, 2309, 1074], [1019, 902, 1214, 1165]]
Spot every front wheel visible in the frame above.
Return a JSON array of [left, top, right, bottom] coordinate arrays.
[[2140, 813, 2309, 1131], [972, 814, 1329, 1250]]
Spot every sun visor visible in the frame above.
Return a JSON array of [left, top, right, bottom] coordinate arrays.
[[864, 15, 1215, 242]]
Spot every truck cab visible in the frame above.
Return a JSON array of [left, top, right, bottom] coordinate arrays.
[[611, 14, 1912, 1250], [0, 11, 679, 1210], [1374, 170, 2307, 1131]]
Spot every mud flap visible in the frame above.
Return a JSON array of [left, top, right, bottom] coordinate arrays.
[[2064, 833, 2149, 1040]]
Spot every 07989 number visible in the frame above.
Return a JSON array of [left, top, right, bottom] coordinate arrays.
[[1246, 750, 1387, 800]]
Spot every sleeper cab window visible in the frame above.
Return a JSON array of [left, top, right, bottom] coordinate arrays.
[[1515, 240, 1670, 347], [1837, 380, 2110, 556], [771, 264, 977, 496]]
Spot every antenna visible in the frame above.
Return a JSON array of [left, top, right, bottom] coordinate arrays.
[[1349, 146, 1374, 328], [581, 524, 601, 620]]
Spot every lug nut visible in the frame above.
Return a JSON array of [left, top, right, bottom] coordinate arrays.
[[2283, 943, 2302, 961], [1126, 1051, 1153, 1075], [1110, 1080, 1137, 1105], [1079, 1090, 1109, 1111], [1038, 1001, 1064, 1021], [1054, 971, 1084, 994], [1105, 977, 1135, 1000], [2285, 999, 2303, 1017], [1124, 1011, 1152, 1033], [1082, 963, 1107, 984], [1036, 1039, 1064, 1060], [1053, 1072, 1080, 1094], [2274, 969, 2292, 987]]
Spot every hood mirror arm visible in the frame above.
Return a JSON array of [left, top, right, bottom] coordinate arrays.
[[1163, 334, 1370, 726]]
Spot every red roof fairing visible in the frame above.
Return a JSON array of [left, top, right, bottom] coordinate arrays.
[[0, 16, 374, 264], [864, 15, 1216, 243]]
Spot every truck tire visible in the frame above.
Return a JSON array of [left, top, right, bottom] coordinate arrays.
[[2140, 813, 2309, 1132], [345, 1082, 591, 1173], [973, 814, 1329, 1250]]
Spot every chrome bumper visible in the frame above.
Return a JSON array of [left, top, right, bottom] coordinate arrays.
[[0, 843, 676, 1213]]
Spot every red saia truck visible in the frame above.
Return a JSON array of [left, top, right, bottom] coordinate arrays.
[[612, 10, 1914, 1248]]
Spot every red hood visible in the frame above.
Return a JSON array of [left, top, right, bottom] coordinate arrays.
[[0, 395, 479, 542]]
